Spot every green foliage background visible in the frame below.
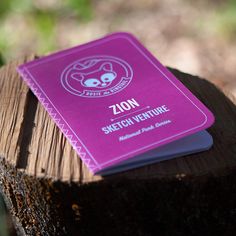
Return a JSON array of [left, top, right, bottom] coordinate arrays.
[[0, 0, 235, 61], [0, 0, 92, 61]]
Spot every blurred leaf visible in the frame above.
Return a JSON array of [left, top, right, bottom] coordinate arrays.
[[0, 53, 5, 66], [214, 0, 236, 40], [0, 0, 11, 19], [34, 11, 55, 36], [67, 0, 93, 21], [0, 29, 10, 61], [10, 0, 32, 13], [196, 0, 236, 41], [33, 10, 56, 53], [0, 0, 32, 18]]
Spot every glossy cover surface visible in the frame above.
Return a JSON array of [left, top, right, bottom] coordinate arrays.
[[17, 32, 215, 173]]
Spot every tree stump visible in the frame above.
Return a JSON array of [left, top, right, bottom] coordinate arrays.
[[0, 56, 236, 236]]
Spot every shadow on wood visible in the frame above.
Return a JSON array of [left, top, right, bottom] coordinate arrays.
[[16, 91, 38, 169]]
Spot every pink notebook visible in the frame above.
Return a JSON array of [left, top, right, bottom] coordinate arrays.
[[17, 32, 215, 175]]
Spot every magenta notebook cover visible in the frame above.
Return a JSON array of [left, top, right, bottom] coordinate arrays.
[[17, 32, 215, 174]]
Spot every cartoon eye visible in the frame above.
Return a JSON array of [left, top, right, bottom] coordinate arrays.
[[83, 78, 101, 87], [101, 73, 116, 83]]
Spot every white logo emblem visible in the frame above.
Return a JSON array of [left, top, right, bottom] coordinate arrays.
[[61, 55, 133, 98]]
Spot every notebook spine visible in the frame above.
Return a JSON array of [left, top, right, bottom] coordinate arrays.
[[17, 66, 99, 173]]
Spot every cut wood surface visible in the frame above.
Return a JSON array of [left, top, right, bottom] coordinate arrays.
[[0, 56, 236, 183], [1, 56, 236, 236]]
